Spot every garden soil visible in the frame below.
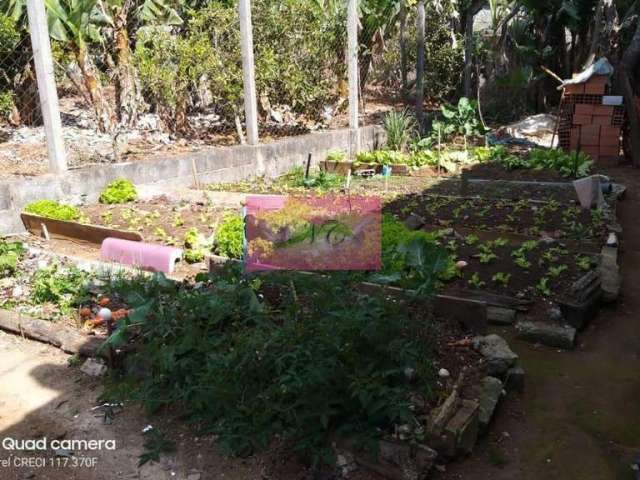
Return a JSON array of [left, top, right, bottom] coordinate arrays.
[[436, 164, 640, 480]]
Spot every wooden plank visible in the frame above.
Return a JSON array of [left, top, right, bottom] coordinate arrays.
[[21, 213, 143, 245], [434, 294, 487, 335], [446, 287, 532, 311], [0, 309, 104, 356]]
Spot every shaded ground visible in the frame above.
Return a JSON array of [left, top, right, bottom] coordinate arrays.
[[435, 164, 640, 480]]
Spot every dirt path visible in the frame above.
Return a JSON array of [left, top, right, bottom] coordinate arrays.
[[438, 165, 640, 480], [0, 330, 272, 480]]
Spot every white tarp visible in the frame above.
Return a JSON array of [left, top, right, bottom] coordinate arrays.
[[560, 58, 614, 89]]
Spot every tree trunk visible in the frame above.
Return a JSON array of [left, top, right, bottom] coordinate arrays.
[[399, 1, 408, 96], [415, 0, 425, 132], [620, 18, 640, 166], [113, 0, 141, 128], [463, 1, 486, 98], [75, 43, 114, 133]]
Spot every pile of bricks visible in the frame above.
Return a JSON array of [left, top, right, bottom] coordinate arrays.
[[558, 74, 625, 166]]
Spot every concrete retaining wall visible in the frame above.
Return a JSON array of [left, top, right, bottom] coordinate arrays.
[[0, 125, 384, 235]]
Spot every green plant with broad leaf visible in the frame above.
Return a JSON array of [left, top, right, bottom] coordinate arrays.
[[384, 109, 417, 152]]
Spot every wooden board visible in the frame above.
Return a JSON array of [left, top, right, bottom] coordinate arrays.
[[0, 309, 104, 356], [447, 287, 532, 311], [21, 213, 144, 245]]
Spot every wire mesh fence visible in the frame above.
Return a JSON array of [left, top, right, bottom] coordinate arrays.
[[0, 0, 464, 177], [0, 13, 47, 176]]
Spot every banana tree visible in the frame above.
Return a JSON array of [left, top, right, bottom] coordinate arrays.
[[107, 0, 182, 127], [46, 0, 114, 132]]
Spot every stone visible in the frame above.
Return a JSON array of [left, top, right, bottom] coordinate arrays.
[[478, 377, 503, 432], [548, 307, 563, 323], [444, 399, 479, 457], [186, 473, 201, 480], [515, 320, 576, 349], [506, 365, 525, 393], [600, 245, 621, 302], [438, 368, 450, 378], [403, 213, 425, 231], [472, 334, 518, 377], [80, 358, 107, 377], [486, 306, 517, 325]]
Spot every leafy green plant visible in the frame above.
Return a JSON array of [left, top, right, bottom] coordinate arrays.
[[0, 240, 24, 277], [24, 200, 80, 221], [492, 272, 511, 286], [31, 263, 89, 314], [513, 256, 531, 269], [536, 277, 551, 296], [101, 269, 439, 465], [99, 179, 138, 204], [465, 234, 480, 246], [432, 97, 486, 142], [275, 166, 344, 192], [576, 255, 594, 271], [326, 149, 346, 162], [215, 214, 244, 259], [548, 265, 568, 278], [468, 272, 486, 289], [183, 227, 213, 264], [384, 109, 416, 152], [530, 149, 593, 178]]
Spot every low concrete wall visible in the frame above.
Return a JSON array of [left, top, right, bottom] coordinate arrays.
[[0, 125, 384, 235]]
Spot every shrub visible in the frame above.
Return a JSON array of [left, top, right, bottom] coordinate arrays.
[[101, 269, 438, 463], [326, 149, 346, 162], [215, 214, 244, 258], [0, 240, 24, 277], [99, 179, 138, 204], [0, 91, 13, 122], [24, 200, 80, 221], [31, 263, 88, 314], [384, 109, 416, 152]]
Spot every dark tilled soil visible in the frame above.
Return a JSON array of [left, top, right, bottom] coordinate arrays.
[[80, 198, 237, 246], [384, 194, 605, 241], [434, 164, 640, 480], [444, 239, 597, 305]]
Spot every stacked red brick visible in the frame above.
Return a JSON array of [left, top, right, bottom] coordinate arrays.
[[557, 75, 625, 166]]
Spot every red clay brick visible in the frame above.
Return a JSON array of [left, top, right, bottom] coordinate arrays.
[[588, 75, 608, 85], [575, 104, 594, 115], [600, 145, 620, 156], [592, 115, 612, 126], [580, 134, 600, 146], [600, 135, 620, 147], [585, 83, 606, 95], [601, 126, 621, 137], [593, 105, 614, 116], [573, 114, 592, 125], [581, 125, 601, 136], [565, 84, 585, 94]]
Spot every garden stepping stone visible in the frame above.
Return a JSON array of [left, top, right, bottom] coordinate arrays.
[[515, 320, 576, 349], [478, 376, 503, 432], [472, 334, 518, 377]]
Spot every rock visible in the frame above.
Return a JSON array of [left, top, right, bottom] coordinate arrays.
[[548, 307, 563, 323], [403, 213, 425, 231], [358, 439, 437, 480], [472, 334, 518, 377], [506, 365, 525, 393], [515, 320, 576, 349], [600, 245, 620, 302], [478, 377, 503, 432], [186, 473, 201, 480], [486, 306, 517, 326], [438, 368, 450, 378], [80, 358, 107, 377], [443, 399, 479, 457]]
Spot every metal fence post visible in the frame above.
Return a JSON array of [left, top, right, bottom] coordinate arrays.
[[239, 0, 259, 147], [347, 0, 360, 158], [26, 0, 67, 174]]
